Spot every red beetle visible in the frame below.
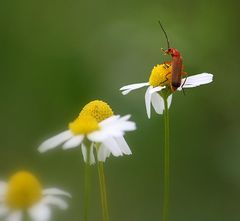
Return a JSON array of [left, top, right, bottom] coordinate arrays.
[[158, 21, 186, 91]]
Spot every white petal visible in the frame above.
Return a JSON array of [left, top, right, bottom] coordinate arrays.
[[101, 115, 136, 132], [120, 82, 149, 95], [97, 144, 111, 162], [6, 211, 22, 221], [38, 130, 73, 153], [41, 196, 68, 210], [0, 181, 7, 196], [89, 115, 136, 142], [0, 206, 9, 217], [42, 188, 71, 198], [178, 73, 213, 90], [114, 136, 132, 155], [118, 114, 131, 121], [99, 115, 120, 127], [89, 143, 96, 165], [29, 204, 51, 221], [145, 86, 152, 119], [167, 94, 173, 109], [81, 143, 95, 165], [103, 118, 136, 135], [102, 137, 123, 157], [105, 120, 136, 133], [149, 86, 165, 94], [120, 82, 149, 90], [81, 143, 87, 162], [62, 135, 84, 149], [88, 130, 111, 142], [151, 92, 164, 115]]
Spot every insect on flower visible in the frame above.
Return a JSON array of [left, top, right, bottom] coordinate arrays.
[[158, 21, 187, 91], [120, 23, 213, 118]]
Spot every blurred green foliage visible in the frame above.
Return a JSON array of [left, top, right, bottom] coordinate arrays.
[[0, 0, 239, 220]]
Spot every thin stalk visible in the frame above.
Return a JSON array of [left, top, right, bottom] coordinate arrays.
[[163, 96, 170, 221], [23, 211, 29, 221], [84, 146, 91, 221], [97, 161, 110, 221]]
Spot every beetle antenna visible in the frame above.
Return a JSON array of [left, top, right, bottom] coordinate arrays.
[[158, 21, 170, 49]]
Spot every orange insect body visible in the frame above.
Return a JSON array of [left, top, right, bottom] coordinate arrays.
[[159, 21, 186, 91], [165, 48, 185, 91]]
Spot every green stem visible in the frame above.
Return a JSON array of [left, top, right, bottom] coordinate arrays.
[[97, 161, 110, 221], [163, 96, 170, 221], [23, 211, 29, 221], [23, 213, 27, 221], [84, 145, 91, 221]]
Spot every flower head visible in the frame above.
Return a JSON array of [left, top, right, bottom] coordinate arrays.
[[0, 171, 71, 221], [38, 100, 136, 163], [120, 62, 213, 118], [79, 100, 114, 122]]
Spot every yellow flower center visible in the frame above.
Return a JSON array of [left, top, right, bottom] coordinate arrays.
[[6, 171, 42, 209], [79, 100, 114, 123], [69, 115, 100, 134], [149, 63, 172, 87]]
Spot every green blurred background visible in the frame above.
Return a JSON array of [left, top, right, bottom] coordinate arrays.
[[0, 0, 239, 220]]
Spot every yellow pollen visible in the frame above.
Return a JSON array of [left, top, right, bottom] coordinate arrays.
[[6, 171, 42, 209], [69, 115, 100, 134], [149, 63, 173, 87], [79, 100, 114, 123]]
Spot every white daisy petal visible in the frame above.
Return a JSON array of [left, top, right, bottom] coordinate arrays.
[[115, 136, 132, 155], [120, 82, 149, 91], [115, 121, 136, 131], [88, 130, 111, 142], [41, 195, 68, 210], [99, 115, 120, 127], [89, 116, 136, 142], [29, 203, 51, 221], [42, 188, 71, 198], [149, 86, 165, 94], [81, 143, 95, 164], [0, 206, 9, 217], [118, 114, 131, 121], [102, 137, 123, 157], [120, 83, 149, 95], [81, 143, 87, 163], [38, 130, 73, 153], [100, 115, 136, 132], [6, 211, 22, 221], [107, 120, 136, 133], [167, 94, 173, 109], [0, 181, 7, 196], [145, 86, 153, 119], [62, 135, 84, 149], [178, 73, 213, 90], [121, 89, 133, 95], [151, 92, 164, 115], [89, 143, 96, 165], [97, 144, 111, 162]]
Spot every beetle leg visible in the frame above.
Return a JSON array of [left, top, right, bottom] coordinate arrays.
[[181, 73, 188, 88], [159, 72, 171, 84], [163, 62, 170, 69], [181, 73, 188, 95]]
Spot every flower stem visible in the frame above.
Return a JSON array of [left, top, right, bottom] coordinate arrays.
[[97, 161, 110, 221], [23, 211, 29, 221], [22, 210, 31, 221], [163, 96, 170, 221], [84, 146, 91, 221]]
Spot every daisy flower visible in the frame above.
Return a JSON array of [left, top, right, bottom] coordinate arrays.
[[0, 171, 71, 221], [38, 100, 136, 163], [120, 62, 213, 118]]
